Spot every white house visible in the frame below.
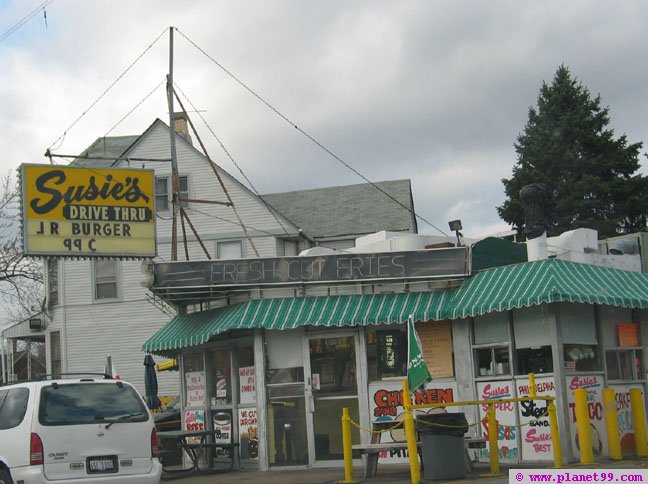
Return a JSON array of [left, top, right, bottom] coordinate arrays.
[[2, 113, 418, 398]]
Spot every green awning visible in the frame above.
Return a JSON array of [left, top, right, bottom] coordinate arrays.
[[143, 303, 245, 354], [143, 291, 451, 354], [143, 258, 648, 355], [449, 258, 648, 319]]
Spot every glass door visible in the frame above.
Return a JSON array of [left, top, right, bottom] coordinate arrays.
[[304, 334, 361, 466]]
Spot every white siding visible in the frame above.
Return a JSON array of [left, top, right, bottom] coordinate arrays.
[[63, 300, 177, 395], [34, 121, 304, 397], [127, 124, 299, 243]]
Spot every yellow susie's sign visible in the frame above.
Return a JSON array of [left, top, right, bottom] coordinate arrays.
[[20, 164, 156, 258]]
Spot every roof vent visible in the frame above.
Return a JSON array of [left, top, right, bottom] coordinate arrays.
[[609, 238, 639, 255]]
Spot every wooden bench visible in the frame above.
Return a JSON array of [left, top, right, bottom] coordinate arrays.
[[352, 421, 485, 478]]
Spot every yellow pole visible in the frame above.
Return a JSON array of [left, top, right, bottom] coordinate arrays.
[[603, 388, 622, 460], [340, 407, 357, 483], [547, 400, 563, 468], [574, 388, 594, 465], [402, 379, 421, 484], [529, 373, 537, 398], [487, 402, 500, 475], [630, 388, 648, 457]]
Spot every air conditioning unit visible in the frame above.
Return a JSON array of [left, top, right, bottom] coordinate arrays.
[[29, 318, 45, 331]]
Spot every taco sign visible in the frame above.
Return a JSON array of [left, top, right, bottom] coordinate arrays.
[[20, 164, 156, 258]]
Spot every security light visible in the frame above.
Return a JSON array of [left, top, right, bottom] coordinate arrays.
[[448, 220, 463, 247], [448, 220, 462, 232]]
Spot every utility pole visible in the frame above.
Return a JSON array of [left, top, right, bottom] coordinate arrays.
[[167, 26, 180, 261]]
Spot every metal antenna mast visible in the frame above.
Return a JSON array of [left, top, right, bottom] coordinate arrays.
[[164, 26, 259, 261]]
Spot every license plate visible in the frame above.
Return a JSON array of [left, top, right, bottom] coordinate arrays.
[[87, 456, 117, 474]]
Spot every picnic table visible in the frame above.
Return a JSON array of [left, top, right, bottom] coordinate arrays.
[[352, 421, 485, 478], [157, 429, 239, 479]]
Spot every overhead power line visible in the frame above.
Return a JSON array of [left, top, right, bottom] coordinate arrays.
[[0, 0, 53, 43], [174, 83, 291, 236], [104, 79, 165, 137], [47, 27, 167, 152], [175, 27, 448, 237]]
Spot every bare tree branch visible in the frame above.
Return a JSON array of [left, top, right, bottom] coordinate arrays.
[[0, 171, 44, 328]]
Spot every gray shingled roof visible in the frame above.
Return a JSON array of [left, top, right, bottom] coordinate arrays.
[[71, 136, 140, 168], [262, 179, 417, 239], [69, 135, 417, 239]]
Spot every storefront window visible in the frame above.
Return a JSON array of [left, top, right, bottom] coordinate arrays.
[[605, 321, 643, 381], [238, 346, 256, 405], [516, 346, 553, 375], [513, 307, 553, 375], [210, 349, 232, 405], [184, 353, 206, 409], [606, 349, 643, 381], [473, 313, 511, 377], [475, 346, 511, 377], [184, 353, 204, 372], [559, 303, 601, 372], [366, 328, 406, 381], [564, 344, 600, 372]]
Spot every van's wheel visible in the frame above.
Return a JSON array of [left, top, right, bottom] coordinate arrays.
[[0, 469, 12, 484]]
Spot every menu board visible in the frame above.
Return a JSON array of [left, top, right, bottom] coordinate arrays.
[[368, 379, 458, 464], [184, 409, 205, 445], [517, 376, 556, 461], [185, 371, 206, 406], [239, 366, 256, 405], [417, 320, 453, 378], [617, 323, 639, 347], [213, 411, 232, 444], [476, 380, 518, 462], [215, 368, 227, 398], [238, 408, 259, 460], [566, 374, 608, 458], [613, 385, 642, 455]]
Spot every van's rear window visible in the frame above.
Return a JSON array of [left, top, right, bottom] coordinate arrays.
[[39, 383, 148, 426]]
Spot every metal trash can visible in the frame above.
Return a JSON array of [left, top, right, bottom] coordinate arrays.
[[416, 412, 469, 480]]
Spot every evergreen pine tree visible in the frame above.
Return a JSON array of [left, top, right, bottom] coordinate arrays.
[[498, 65, 647, 238]]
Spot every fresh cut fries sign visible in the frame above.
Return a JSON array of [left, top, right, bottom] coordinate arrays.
[[20, 164, 156, 257]]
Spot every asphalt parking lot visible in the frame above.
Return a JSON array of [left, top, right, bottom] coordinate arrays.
[[165, 459, 648, 484]]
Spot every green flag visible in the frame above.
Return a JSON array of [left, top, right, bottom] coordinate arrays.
[[407, 315, 431, 392]]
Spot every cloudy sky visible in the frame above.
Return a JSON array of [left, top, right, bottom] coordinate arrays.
[[2, 0, 648, 238]]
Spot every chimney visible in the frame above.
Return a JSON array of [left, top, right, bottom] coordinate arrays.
[[173, 112, 192, 145]]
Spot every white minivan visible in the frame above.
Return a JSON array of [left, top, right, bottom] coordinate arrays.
[[0, 376, 162, 484]]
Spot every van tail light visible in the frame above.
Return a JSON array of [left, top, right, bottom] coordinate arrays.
[[151, 428, 159, 458], [30, 432, 44, 465]]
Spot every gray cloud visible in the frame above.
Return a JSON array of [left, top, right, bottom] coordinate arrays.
[[2, 0, 647, 238]]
